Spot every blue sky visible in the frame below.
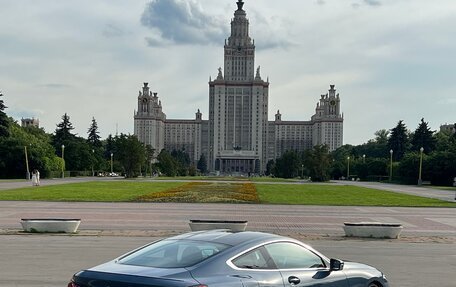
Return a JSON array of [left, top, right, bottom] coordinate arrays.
[[1, 0, 455, 144]]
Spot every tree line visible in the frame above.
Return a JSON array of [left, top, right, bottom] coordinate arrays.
[[268, 119, 456, 186], [1, 91, 455, 184], [0, 92, 208, 179]]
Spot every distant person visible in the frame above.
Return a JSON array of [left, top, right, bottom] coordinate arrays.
[[31, 170, 38, 186], [36, 170, 41, 186]]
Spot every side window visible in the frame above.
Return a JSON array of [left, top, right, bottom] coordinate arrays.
[[264, 242, 325, 269], [232, 247, 271, 269]]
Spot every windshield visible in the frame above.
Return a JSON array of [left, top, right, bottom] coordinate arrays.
[[118, 239, 231, 268]]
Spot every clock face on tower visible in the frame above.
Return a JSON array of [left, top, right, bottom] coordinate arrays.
[[330, 100, 336, 106]]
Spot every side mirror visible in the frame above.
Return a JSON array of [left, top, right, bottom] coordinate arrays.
[[330, 258, 344, 271]]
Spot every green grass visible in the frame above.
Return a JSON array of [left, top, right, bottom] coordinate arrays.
[[256, 184, 456, 207], [0, 179, 28, 183], [0, 181, 454, 207], [0, 181, 185, 201]]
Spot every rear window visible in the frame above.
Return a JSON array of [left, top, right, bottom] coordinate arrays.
[[118, 239, 230, 268]]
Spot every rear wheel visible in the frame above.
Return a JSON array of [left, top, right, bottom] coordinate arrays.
[[368, 283, 381, 287]]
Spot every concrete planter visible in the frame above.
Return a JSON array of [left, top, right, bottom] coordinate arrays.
[[21, 218, 81, 233], [189, 220, 248, 232], [343, 222, 403, 239]]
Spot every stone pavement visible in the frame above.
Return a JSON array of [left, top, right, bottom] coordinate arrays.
[[0, 201, 455, 237]]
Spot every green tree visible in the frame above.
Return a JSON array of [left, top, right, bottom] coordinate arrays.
[[388, 120, 409, 161], [397, 152, 425, 184], [273, 150, 300, 178], [427, 151, 456, 186], [53, 113, 75, 149], [411, 118, 436, 153], [452, 123, 456, 143], [306, 145, 331, 182], [157, 149, 178, 176], [111, 134, 146, 178], [265, 159, 275, 176], [0, 92, 10, 138], [87, 117, 102, 148], [53, 114, 94, 172], [0, 121, 60, 178], [171, 149, 191, 176], [197, 154, 207, 174]]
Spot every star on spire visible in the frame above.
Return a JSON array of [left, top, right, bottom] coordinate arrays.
[[236, 0, 244, 11]]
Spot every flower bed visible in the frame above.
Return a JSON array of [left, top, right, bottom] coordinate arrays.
[[137, 182, 259, 203]]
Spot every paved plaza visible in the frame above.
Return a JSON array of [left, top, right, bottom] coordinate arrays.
[[0, 179, 455, 286], [0, 201, 455, 237], [0, 178, 455, 237]]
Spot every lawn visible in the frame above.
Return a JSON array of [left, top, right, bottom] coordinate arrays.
[[0, 181, 454, 207], [0, 181, 185, 201], [256, 184, 456, 207]]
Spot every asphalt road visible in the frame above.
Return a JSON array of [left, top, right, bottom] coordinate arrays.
[[1, 235, 454, 287]]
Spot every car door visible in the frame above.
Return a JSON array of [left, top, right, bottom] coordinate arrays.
[[229, 246, 284, 287], [264, 242, 349, 287]]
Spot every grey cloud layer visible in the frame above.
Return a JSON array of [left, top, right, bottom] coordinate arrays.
[[140, 0, 291, 49], [141, 0, 227, 45]]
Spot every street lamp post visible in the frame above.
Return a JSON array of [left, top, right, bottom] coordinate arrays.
[[418, 147, 424, 185], [347, 156, 350, 180], [110, 153, 113, 174], [61, 144, 65, 179], [389, 149, 393, 182], [24, 145, 30, 180], [301, 164, 304, 179], [363, 154, 366, 164], [92, 149, 95, 177]]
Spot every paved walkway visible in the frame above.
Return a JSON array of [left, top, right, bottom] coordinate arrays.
[[0, 177, 117, 191], [1, 201, 455, 237], [1, 178, 455, 237]]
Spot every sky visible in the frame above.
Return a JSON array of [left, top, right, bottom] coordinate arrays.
[[1, 0, 455, 145]]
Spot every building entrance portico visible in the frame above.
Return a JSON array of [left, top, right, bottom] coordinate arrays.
[[215, 157, 260, 174]]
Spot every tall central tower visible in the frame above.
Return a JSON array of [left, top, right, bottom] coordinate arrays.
[[208, 0, 269, 174]]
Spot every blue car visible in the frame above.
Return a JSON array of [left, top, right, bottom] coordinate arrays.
[[68, 230, 389, 287]]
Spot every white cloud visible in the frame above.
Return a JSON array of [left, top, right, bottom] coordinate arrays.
[[1, 0, 455, 144]]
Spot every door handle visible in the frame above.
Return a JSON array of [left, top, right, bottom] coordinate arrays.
[[288, 276, 300, 285]]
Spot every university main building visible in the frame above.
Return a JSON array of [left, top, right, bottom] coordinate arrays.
[[134, 0, 343, 174]]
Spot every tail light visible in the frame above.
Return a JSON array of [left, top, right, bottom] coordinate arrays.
[[68, 282, 80, 287], [189, 285, 208, 287]]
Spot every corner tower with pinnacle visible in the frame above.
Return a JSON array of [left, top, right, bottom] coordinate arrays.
[[208, 0, 269, 174]]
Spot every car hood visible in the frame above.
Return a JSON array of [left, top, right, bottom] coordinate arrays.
[[343, 261, 380, 272]]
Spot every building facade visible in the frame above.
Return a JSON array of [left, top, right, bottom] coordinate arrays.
[[21, 118, 39, 128], [440, 123, 455, 134], [134, 0, 343, 174]]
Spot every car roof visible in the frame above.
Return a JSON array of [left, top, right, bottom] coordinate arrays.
[[170, 230, 285, 246]]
